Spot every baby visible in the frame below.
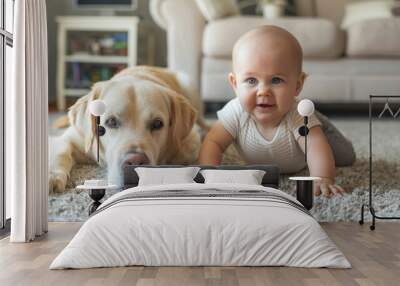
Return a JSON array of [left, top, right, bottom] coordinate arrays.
[[199, 25, 355, 197]]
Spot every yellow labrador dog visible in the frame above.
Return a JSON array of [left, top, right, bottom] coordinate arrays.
[[49, 66, 206, 193]]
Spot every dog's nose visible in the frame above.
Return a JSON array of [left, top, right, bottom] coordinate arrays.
[[122, 153, 150, 166]]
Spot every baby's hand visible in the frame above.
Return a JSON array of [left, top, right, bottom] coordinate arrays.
[[313, 177, 345, 198]]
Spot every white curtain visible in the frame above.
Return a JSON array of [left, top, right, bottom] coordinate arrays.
[[7, 0, 48, 242]]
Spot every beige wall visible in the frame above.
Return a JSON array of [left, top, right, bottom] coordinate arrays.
[[46, 0, 167, 104]]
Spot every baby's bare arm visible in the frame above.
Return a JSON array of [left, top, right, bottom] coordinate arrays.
[[297, 126, 345, 197], [199, 121, 234, 165]]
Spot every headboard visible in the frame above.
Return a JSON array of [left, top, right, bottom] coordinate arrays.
[[123, 165, 280, 189]]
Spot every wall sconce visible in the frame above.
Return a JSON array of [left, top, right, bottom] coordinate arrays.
[[89, 99, 106, 163], [297, 99, 315, 163], [290, 99, 320, 210]]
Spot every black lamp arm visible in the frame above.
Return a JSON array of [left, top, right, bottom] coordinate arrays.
[[95, 116, 106, 163], [298, 116, 309, 163]]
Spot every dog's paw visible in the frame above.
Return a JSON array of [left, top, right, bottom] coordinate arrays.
[[48, 171, 68, 193]]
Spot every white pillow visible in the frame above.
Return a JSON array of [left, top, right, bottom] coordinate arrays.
[[200, 169, 266, 185], [136, 167, 200, 186], [195, 0, 240, 21], [341, 1, 394, 29]]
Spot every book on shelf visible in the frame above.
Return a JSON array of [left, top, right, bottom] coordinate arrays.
[[66, 63, 127, 90]]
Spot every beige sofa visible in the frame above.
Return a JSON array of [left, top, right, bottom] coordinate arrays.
[[150, 0, 400, 104]]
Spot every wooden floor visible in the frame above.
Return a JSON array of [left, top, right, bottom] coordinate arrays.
[[0, 222, 399, 286]]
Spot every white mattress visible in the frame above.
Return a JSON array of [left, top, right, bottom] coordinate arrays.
[[50, 183, 351, 269]]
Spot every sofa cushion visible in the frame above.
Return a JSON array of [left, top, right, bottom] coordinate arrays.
[[346, 18, 400, 57], [202, 16, 344, 59], [341, 0, 394, 29], [303, 58, 400, 76], [201, 56, 400, 102], [195, 0, 239, 21]]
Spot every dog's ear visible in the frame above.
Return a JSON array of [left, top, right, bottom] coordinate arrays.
[[169, 91, 197, 149], [68, 81, 105, 154]]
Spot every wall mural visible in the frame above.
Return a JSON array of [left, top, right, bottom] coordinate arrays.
[[48, 0, 255, 221], [48, 0, 359, 224]]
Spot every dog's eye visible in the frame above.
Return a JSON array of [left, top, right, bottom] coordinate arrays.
[[150, 119, 164, 131], [105, 117, 120, 129]]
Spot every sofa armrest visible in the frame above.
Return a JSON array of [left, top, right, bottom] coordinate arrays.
[[150, 0, 206, 91], [149, 0, 168, 30]]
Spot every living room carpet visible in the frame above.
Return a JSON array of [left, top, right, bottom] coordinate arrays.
[[48, 117, 400, 222]]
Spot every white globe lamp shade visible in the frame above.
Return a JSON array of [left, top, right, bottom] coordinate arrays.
[[89, 100, 106, 116], [297, 99, 315, 117]]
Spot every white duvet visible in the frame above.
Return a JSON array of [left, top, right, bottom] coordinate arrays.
[[50, 183, 351, 269]]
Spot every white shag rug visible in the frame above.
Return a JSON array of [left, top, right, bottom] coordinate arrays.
[[48, 118, 400, 222]]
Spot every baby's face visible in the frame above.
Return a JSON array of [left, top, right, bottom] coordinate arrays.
[[230, 36, 304, 127]]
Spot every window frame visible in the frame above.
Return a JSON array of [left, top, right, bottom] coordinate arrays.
[[0, 0, 13, 236]]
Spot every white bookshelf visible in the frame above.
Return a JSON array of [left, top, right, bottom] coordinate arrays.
[[65, 55, 130, 64], [56, 16, 139, 111], [63, 88, 91, 97]]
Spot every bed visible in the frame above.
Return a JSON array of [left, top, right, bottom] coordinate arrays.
[[50, 165, 350, 269]]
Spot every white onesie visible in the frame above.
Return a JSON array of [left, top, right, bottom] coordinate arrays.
[[217, 98, 321, 173]]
